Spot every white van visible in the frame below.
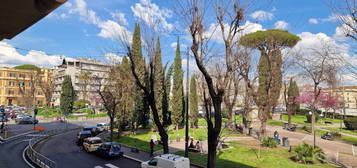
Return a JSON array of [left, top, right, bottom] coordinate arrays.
[[141, 154, 190, 168]]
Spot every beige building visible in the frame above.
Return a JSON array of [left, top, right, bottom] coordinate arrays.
[[323, 86, 357, 109], [0, 67, 53, 106]]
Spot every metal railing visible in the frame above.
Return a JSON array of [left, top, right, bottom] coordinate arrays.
[[25, 128, 79, 168]]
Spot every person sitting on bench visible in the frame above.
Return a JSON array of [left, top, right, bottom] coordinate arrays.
[[274, 131, 281, 144]]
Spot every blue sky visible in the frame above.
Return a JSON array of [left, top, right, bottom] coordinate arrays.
[[0, 0, 355, 83]]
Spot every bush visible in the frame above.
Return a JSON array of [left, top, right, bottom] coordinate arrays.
[[292, 143, 325, 164], [306, 112, 319, 123], [261, 137, 278, 148], [344, 117, 357, 130], [330, 131, 341, 138], [73, 99, 90, 109]]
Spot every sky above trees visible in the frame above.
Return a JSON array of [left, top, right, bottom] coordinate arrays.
[[0, 0, 356, 84]]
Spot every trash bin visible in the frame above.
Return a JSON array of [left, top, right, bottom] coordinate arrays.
[[283, 123, 288, 129], [248, 128, 253, 136], [282, 137, 289, 147]]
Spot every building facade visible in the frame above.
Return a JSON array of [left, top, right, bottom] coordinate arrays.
[[323, 86, 357, 109], [53, 58, 111, 106], [0, 67, 52, 106]]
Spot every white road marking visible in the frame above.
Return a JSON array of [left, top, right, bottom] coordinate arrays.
[[105, 163, 119, 168], [94, 166, 103, 168], [22, 139, 32, 142], [26, 134, 48, 137]]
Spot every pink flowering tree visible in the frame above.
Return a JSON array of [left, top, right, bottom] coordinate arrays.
[[295, 91, 341, 117]]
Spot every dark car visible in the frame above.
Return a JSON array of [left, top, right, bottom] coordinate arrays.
[[15, 116, 38, 124], [83, 126, 99, 136], [76, 131, 92, 146], [95, 142, 124, 158], [321, 132, 333, 140]]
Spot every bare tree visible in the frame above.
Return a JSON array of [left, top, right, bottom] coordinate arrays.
[[17, 70, 41, 109], [293, 41, 342, 147], [177, 0, 245, 167], [39, 72, 55, 107], [95, 68, 121, 142], [78, 70, 93, 102]]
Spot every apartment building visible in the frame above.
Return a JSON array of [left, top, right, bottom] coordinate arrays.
[[323, 86, 357, 108], [53, 58, 111, 106], [0, 66, 52, 106]]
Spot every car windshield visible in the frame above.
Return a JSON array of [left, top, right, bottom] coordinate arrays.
[[91, 139, 102, 144], [83, 127, 93, 131], [112, 145, 120, 150], [148, 159, 158, 166]]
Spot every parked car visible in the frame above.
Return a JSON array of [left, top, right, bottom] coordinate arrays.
[[321, 132, 333, 140], [83, 137, 103, 152], [83, 126, 99, 136], [15, 116, 38, 124], [96, 123, 109, 132], [76, 131, 92, 146], [141, 154, 190, 168], [95, 142, 124, 158]]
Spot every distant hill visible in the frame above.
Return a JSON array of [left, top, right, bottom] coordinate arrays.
[[13, 64, 40, 70]]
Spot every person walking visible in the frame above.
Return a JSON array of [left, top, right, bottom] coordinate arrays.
[[150, 139, 155, 157]]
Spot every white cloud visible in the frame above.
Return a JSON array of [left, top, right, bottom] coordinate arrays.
[[182, 58, 199, 72], [203, 21, 263, 43], [131, 0, 173, 32], [274, 20, 288, 29], [98, 20, 132, 41], [250, 10, 274, 21], [111, 12, 128, 26], [0, 42, 68, 68], [104, 52, 122, 64], [170, 42, 188, 50], [321, 15, 338, 22], [309, 18, 318, 24], [68, 0, 130, 41]]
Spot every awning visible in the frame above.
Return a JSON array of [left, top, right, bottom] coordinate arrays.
[[0, 0, 67, 40]]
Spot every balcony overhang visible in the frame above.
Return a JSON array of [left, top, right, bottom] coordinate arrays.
[[0, 0, 67, 40]]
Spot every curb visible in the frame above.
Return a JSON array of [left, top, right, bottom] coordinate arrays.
[[22, 146, 36, 168]]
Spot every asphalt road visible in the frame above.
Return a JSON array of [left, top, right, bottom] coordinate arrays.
[[0, 118, 113, 168], [37, 129, 140, 168], [0, 133, 33, 168]]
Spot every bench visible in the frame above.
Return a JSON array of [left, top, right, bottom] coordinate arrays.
[[188, 147, 200, 153], [324, 121, 333, 125]]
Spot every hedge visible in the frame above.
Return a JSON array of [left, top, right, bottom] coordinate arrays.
[[344, 117, 357, 130]]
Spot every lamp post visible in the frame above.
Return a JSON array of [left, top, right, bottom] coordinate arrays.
[[184, 49, 190, 157]]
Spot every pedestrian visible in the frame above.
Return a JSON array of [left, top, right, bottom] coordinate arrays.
[[150, 139, 155, 157]]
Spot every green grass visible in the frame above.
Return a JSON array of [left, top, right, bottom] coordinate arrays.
[[198, 115, 243, 127], [175, 141, 337, 168], [37, 107, 62, 118], [112, 127, 242, 152], [316, 129, 357, 146], [267, 120, 285, 126], [324, 127, 357, 136], [282, 114, 341, 126]]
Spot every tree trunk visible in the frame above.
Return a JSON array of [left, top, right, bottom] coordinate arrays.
[[288, 112, 292, 127], [207, 126, 219, 168], [259, 107, 269, 137], [110, 116, 114, 142], [226, 106, 234, 129]]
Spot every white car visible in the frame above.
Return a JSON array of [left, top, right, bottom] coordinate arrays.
[[96, 123, 109, 132], [141, 154, 190, 168]]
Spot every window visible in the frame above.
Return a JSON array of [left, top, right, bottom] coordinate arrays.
[[19, 82, 25, 87], [19, 74, 25, 78], [8, 90, 14, 95], [37, 100, 43, 105], [37, 91, 43, 95], [8, 73, 16, 77], [8, 81, 15, 86]]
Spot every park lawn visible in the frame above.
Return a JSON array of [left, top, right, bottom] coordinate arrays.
[[324, 127, 357, 136], [282, 114, 341, 126], [198, 115, 243, 127], [37, 107, 62, 118], [316, 129, 357, 146], [112, 128, 242, 152], [267, 120, 284, 126], [175, 141, 337, 168]]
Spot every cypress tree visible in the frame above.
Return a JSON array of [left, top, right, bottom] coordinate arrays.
[[131, 24, 149, 128], [189, 75, 199, 128], [171, 38, 184, 129], [153, 37, 165, 126], [288, 79, 300, 115], [60, 75, 75, 114], [163, 65, 173, 126]]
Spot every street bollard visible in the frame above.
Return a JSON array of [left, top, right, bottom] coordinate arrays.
[[4, 130, 7, 138]]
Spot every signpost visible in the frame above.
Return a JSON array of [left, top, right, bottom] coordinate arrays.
[[33, 107, 38, 130]]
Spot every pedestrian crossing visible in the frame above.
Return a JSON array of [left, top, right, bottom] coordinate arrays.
[[94, 163, 119, 168]]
